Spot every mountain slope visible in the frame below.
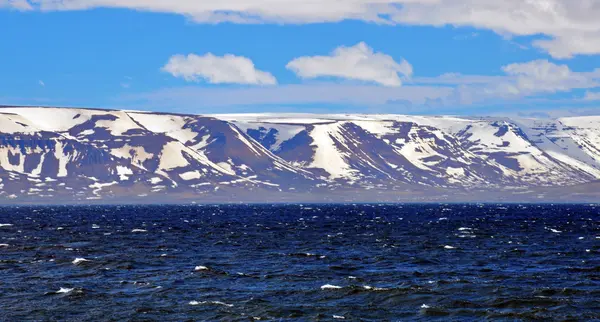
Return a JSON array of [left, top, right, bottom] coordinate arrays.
[[1, 107, 600, 203]]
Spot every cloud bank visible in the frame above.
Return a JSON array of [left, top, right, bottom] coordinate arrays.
[[148, 57, 600, 111], [5, 0, 600, 58]]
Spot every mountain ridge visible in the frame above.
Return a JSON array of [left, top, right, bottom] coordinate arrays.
[[1, 106, 600, 203]]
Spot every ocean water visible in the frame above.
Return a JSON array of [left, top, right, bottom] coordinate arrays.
[[0, 204, 599, 321]]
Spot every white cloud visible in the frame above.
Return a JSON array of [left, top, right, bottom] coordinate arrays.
[[413, 60, 600, 99], [533, 32, 600, 59], [390, 0, 600, 59], [162, 53, 277, 85], [286, 42, 412, 87], [495, 59, 600, 95], [131, 58, 600, 112], [584, 91, 600, 101], [122, 84, 452, 108], [1, 0, 32, 10], [4, 0, 400, 23], [414, 73, 510, 86], [38, 80, 45, 87], [7, 0, 600, 58]]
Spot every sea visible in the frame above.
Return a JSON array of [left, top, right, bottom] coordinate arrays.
[[0, 204, 599, 321]]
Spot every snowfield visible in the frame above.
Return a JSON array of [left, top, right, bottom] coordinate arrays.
[[1, 107, 600, 202]]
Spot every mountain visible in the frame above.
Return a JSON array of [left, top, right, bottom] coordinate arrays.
[[1, 106, 600, 203]]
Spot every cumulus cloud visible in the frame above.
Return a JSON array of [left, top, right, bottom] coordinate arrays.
[[162, 53, 277, 85], [286, 42, 413, 87], [495, 60, 600, 95], [6, 0, 600, 58]]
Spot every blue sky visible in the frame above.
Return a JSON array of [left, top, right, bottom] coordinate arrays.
[[1, 1, 600, 116]]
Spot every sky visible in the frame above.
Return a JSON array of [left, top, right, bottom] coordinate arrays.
[[1, 0, 600, 117]]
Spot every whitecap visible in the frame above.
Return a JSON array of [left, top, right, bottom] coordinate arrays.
[[458, 227, 473, 231], [72, 258, 90, 265], [421, 304, 431, 309], [333, 315, 346, 319], [189, 300, 234, 307], [57, 287, 74, 294], [0, 244, 9, 247], [0, 224, 13, 228], [444, 245, 456, 250], [321, 284, 342, 290], [92, 224, 100, 229], [194, 265, 209, 271], [363, 285, 388, 291], [131, 229, 148, 233]]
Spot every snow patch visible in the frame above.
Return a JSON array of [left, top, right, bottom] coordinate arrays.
[[179, 171, 202, 181], [309, 122, 357, 180], [116, 166, 133, 181], [446, 167, 465, 177]]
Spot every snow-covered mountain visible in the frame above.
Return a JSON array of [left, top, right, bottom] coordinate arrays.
[[1, 107, 600, 203]]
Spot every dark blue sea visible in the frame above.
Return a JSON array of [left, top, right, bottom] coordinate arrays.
[[1, 204, 599, 321]]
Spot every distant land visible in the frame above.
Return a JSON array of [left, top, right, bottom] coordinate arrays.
[[1, 106, 599, 203]]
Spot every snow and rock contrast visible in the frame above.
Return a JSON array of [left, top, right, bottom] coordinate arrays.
[[1, 107, 600, 203]]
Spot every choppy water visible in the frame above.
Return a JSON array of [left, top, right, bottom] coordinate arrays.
[[1, 204, 599, 321]]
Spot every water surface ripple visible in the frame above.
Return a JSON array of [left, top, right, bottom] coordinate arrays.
[[0, 204, 599, 321]]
